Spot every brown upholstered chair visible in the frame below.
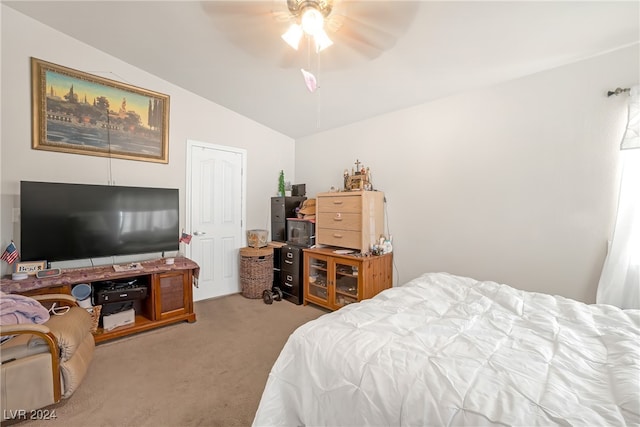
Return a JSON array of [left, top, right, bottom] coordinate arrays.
[[0, 293, 95, 413]]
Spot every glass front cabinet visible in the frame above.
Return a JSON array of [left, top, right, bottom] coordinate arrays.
[[303, 247, 393, 311]]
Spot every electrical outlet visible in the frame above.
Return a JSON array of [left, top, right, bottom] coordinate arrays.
[[12, 208, 20, 222]]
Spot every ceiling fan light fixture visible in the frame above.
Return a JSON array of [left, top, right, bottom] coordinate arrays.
[[300, 7, 324, 36], [283, 0, 334, 52], [282, 24, 303, 50], [314, 28, 333, 52]]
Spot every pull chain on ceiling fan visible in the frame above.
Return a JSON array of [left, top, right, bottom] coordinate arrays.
[[281, 0, 334, 52]]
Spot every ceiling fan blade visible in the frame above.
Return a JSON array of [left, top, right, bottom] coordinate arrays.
[[201, 1, 293, 61], [278, 47, 303, 69], [332, 0, 420, 33], [328, 0, 420, 54], [333, 15, 397, 54], [201, 0, 289, 19]]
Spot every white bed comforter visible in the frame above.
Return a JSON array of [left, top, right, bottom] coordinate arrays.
[[253, 272, 640, 426]]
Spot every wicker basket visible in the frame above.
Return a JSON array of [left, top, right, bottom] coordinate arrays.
[[239, 247, 274, 298], [89, 305, 102, 333]]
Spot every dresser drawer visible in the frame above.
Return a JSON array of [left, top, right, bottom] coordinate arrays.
[[317, 195, 361, 213], [317, 212, 361, 231], [317, 228, 361, 249]]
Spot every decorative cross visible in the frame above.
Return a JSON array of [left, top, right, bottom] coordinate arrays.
[[354, 159, 361, 172]]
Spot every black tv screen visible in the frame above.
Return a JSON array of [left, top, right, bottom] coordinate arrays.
[[20, 181, 179, 262]]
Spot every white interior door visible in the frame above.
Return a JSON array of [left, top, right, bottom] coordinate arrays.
[[186, 141, 245, 301]]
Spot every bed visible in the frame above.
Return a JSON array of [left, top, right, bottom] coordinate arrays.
[[253, 272, 640, 426]]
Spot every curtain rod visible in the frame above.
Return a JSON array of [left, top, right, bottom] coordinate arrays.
[[608, 87, 630, 97]]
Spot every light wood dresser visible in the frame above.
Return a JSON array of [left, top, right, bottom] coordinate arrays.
[[315, 190, 385, 253]]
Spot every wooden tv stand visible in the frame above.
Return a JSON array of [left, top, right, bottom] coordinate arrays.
[[0, 257, 198, 344]]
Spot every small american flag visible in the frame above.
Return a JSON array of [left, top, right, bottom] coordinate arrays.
[[179, 232, 192, 244], [1, 241, 19, 264]]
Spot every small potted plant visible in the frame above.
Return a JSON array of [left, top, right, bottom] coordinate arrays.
[[278, 170, 285, 197]]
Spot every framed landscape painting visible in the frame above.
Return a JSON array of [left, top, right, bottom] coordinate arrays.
[[31, 57, 170, 163]]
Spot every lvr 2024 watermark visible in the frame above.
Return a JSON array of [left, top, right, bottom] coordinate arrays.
[[3, 409, 57, 420]]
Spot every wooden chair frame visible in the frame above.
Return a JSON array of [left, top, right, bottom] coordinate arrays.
[[0, 294, 80, 404]]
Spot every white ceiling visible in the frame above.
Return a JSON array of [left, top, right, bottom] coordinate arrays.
[[5, 1, 640, 139]]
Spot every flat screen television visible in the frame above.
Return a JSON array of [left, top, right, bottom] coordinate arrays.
[[20, 181, 179, 262]]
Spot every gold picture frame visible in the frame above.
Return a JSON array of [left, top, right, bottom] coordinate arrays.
[[31, 57, 170, 163]]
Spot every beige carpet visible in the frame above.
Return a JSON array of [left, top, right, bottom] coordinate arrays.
[[7, 294, 327, 427]]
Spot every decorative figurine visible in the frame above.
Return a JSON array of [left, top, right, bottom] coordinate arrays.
[[344, 159, 373, 191]]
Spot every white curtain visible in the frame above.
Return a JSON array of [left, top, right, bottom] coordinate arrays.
[[621, 86, 639, 150], [597, 85, 640, 309]]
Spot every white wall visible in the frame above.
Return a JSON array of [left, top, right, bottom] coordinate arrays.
[[0, 6, 295, 276], [296, 44, 639, 303]]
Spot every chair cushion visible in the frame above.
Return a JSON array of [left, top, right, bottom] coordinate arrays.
[[29, 307, 92, 362], [60, 332, 95, 398]]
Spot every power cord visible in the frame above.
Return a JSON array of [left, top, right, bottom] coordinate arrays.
[[383, 195, 400, 286]]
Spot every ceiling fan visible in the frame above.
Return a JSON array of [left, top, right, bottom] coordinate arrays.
[[201, 1, 420, 70], [280, 0, 336, 52]]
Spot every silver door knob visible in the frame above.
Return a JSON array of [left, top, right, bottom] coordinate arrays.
[[193, 231, 206, 236]]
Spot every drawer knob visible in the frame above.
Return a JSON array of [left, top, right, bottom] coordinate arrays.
[[333, 233, 343, 238], [333, 200, 343, 205]]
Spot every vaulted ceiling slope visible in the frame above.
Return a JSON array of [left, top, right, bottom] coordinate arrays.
[[5, 1, 640, 138]]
